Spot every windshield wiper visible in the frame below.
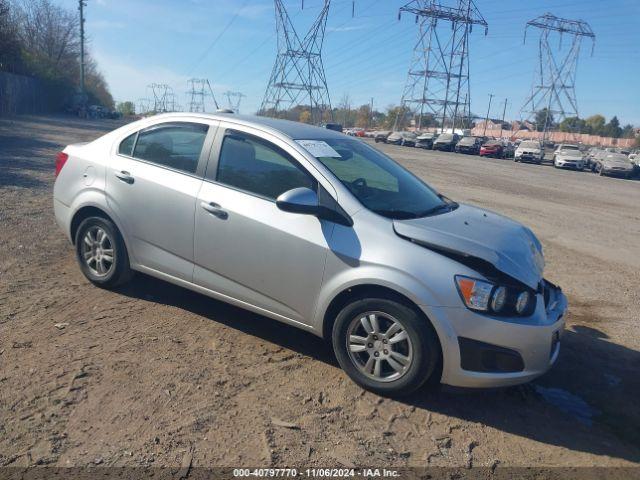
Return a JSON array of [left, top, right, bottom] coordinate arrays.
[[374, 209, 420, 219], [416, 201, 459, 217]]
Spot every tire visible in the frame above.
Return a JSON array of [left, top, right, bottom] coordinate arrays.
[[332, 298, 440, 396], [75, 216, 133, 289]]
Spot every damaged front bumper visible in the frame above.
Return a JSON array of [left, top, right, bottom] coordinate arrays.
[[424, 280, 567, 388]]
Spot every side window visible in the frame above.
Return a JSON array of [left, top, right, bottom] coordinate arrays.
[[118, 133, 136, 156], [215, 131, 316, 200], [132, 123, 208, 174]]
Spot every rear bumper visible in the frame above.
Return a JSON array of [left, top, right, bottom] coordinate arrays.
[[54, 198, 73, 243], [424, 282, 567, 388]]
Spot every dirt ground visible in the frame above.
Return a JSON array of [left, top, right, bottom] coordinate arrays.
[[1, 116, 639, 472]]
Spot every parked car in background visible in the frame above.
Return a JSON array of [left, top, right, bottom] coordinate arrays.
[[593, 153, 634, 178], [502, 141, 515, 158], [455, 136, 483, 155], [479, 140, 504, 158], [324, 123, 343, 133], [53, 112, 567, 396], [514, 140, 544, 164], [432, 133, 459, 151], [374, 131, 391, 143], [415, 132, 436, 149], [387, 131, 417, 147], [553, 144, 585, 171]]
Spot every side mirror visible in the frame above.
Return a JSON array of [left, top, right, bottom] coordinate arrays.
[[276, 187, 320, 215]]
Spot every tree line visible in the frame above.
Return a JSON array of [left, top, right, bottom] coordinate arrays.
[[0, 0, 113, 111]]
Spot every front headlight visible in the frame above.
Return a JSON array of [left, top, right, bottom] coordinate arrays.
[[455, 276, 536, 317]]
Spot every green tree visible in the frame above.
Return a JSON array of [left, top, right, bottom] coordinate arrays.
[[585, 114, 606, 135], [559, 116, 587, 133], [117, 101, 135, 116], [604, 116, 622, 138], [621, 124, 635, 138], [535, 108, 554, 131], [384, 105, 405, 130]]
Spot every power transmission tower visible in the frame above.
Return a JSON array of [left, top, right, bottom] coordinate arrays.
[[136, 98, 151, 115], [149, 83, 174, 113], [224, 91, 246, 113], [187, 78, 220, 113], [520, 13, 595, 139], [260, 0, 333, 124], [394, 0, 488, 132]]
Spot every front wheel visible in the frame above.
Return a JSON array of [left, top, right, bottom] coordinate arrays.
[[75, 216, 133, 289], [332, 298, 440, 396]]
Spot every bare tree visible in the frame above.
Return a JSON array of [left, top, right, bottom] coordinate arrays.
[[14, 0, 80, 80]]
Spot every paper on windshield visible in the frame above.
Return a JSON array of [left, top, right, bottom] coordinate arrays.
[[296, 140, 341, 158]]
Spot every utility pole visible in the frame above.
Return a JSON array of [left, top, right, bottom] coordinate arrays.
[[370, 97, 374, 128], [483, 93, 494, 137], [499, 98, 508, 138], [78, 0, 87, 115]]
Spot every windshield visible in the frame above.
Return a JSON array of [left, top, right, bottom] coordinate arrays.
[[458, 137, 476, 145], [560, 145, 580, 151], [521, 141, 541, 149], [303, 138, 451, 219]]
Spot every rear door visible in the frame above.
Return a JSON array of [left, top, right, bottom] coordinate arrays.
[[193, 126, 334, 325], [106, 120, 217, 280]]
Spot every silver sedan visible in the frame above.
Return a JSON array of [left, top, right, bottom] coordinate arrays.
[[53, 113, 567, 395]]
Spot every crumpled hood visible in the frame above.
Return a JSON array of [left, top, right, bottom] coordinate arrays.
[[393, 204, 545, 289]]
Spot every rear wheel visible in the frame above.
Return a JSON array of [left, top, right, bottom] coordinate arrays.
[[332, 298, 440, 396], [75, 216, 132, 289]]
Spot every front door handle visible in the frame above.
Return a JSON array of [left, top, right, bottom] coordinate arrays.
[[115, 170, 134, 184], [200, 201, 228, 219]]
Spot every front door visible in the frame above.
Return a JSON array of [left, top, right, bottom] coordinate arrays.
[[106, 121, 215, 280], [193, 128, 333, 325]]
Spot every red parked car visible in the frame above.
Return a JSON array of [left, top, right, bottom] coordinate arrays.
[[480, 140, 504, 158]]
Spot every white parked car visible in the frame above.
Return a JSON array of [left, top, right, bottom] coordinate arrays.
[[514, 140, 544, 164], [553, 144, 584, 171]]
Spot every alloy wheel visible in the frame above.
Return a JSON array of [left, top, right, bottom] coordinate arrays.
[[346, 311, 413, 382], [81, 226, 114, 277]]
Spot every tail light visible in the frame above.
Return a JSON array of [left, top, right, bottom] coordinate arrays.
[[55, 152, 69, 177]]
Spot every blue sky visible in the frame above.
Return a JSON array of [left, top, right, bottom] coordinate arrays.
[[60, 0, 640, 124]]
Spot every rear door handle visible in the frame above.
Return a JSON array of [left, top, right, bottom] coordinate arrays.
[[200, 201, 228, 219], [115, 170, 134, 184]]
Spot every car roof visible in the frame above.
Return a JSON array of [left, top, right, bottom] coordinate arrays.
[[150, 112, 347, 140]]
